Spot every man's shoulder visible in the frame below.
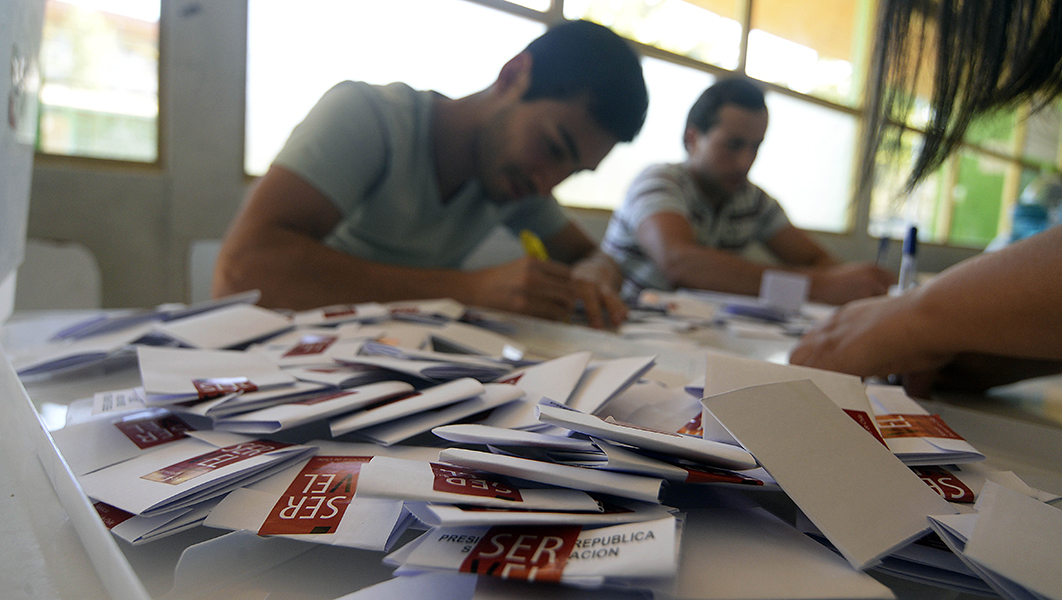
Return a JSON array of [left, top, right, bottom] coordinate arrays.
[[324, 81, 427, 114]]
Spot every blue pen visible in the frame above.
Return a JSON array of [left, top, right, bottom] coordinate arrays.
[[898, 226, 918, 291]]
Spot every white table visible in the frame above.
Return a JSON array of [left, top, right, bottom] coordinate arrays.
[[3, 309, 1061, 600]]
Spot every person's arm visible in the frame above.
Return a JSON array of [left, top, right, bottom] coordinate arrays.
[[765, 226, 895, 304], [544, 221, 628, 328], [790, 224, 1062, 379], [213, 165, 581, 320]]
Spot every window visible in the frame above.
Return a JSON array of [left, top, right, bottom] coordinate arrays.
[[37, 0, 160, 162]]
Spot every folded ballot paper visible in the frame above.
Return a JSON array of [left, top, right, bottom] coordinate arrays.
[[291, 302, 390, 327], [700, 353, 885, 447], [78, 430, 316, 517], [429, 320, 526, 361], [536, 403, 757, 472], [353, 384, 525, 447], [151, 303, 292, 349], [94, 497, 221, 545], [385, 516, 680, 588], [334, 344, 512, 383], [171, 380, 334, 420], [704, 379, 957, 570], [51, 407, 196, 476], [867, 383, 985, 465], [213, 380, 415, 434], [355, 456, 602, 512], [479, 351, 593, 430], [9, 321, 154, 377], [245, 324, 382, 367], [205, 442, 441, 551], [138, 345, 297, 405], [406, 498, 675, 529], [330, 377, 485, 436], [928, 481, 1062, 600]]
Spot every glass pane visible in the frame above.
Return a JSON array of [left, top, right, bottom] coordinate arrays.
[[37, 0, 160, 162], [964, 108, 1017, 155], [553, 58, 714, 209], [749, 93, 857, 233], [868, 129, 945, 242], [246, 0, 545, 176], [746, 0, 872, 107], [565, 0, 742, 71], [949, 147, 1007, 247], [1023, 102, 1061, 168]]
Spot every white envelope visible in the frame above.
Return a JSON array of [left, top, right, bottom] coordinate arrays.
[[291, 302, 389, 326], [205, 441, 441, 551], [285, 363, 398, 388], [438, 448, 667, 504], [51, 407, 196, 476], [355, 456, 602, 512], [153, 303, 293, 349], [172, 380, 333, 419], [388, 516, 679, 586], [867, 384, 985, 465], [355, 384, 525, 447], [95, 497, 221, 545], [432, 423, 600, 453], [536, 404, 757, 472], [407, 498, 675, 528], [213, 380, 415, 434], [582, 437, 768, 488], [335, 354, 510, 383], [78, 430, 316, 516], [329, 378, 485, 436], [566, 355, 656, 415], [700, 353, 882, 446], [138, 345, 297, 404], [246, 324, 380, 367], [704, 379, 957, 570], [479, 351, 593, 430]]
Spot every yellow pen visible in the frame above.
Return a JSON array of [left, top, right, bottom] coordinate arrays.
[[519, 229, 550, 261]]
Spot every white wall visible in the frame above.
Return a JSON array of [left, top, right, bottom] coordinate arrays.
[[25, 0, 980, 309]]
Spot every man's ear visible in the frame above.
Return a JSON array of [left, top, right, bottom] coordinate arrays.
[[682, 126, 700, 153], [494, 52, 533, 100]]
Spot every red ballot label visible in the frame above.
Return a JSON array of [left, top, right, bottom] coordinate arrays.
[[430, 463, 522, 502], [912, 466, 976, 502], [282, 335, 338, 357], [93, 501, 136, 529], [460, 525, 581, 582], [682, 464, 764, 486], [844, 409, 888, 447], [114, 414, 192, 449], [258, 456, 370, 535], [141, 439, 291, 486], [495, 372, 525, 386], [677, 411, 703, 436], [322, 305, 361, 318], [192, 377, 258, 399], [876, 414, 965, 440]]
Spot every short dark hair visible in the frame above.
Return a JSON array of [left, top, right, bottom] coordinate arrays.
[[521, 20, 648, 142], [685, 77, 767, 136]]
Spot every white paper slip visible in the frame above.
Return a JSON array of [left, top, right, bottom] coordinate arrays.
[[867, 384, 985, 465], [909, 462, 1062, 505], [389, 516, 679, 586], [285, 363, 397, 388], [637, 289, 717, 322], [78, 432, 317, 517], [565, 355, 656, 415], [429, 320, 526, 361], [359, 341, 514, 372], [206, 442, 440, 551], [291, 302, 389, 327], [336, 354, 510, 383], [479, 351, 593, 430], [594, 377, 703, 434], [152, 303, 292, 349], [536, 404, 757, 472], [582, 437, 767, 488], [10, 322, 153, 377], [388, 298, 467, 322], [432, 423, 600, 453], [666, 507, 894, 600], [701, 353, 882, 446], [213, 380, 415, 434], [962, 481, 1062, 600], [356, 456, 602, 512], [95, 497, 220, 545], [407, 498, 675, 528], [329, 378, 485, 436], [438, 448, 667, 504], [172, 380, 334, 419], [91, 387, 148, 415], [704, 379, 957, 570], [246, 324, 378, 367], [138, 345, 297, 404], [356, 384, 525, 447], [51, 407, 196, 476]]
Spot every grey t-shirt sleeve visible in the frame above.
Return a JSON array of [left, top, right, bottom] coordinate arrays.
[[501, 195, 571, 242], [272, 81, 389, 213], [620, 164, 691, 229], [753, 190, 793, 242]]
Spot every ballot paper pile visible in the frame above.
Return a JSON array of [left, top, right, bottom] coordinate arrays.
[[13, 295, 1062, 600]]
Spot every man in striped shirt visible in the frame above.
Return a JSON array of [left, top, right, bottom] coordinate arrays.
[[602, 77, 893, 304]]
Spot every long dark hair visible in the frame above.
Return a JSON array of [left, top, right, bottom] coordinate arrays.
[[868, 0, 1062, 191]]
